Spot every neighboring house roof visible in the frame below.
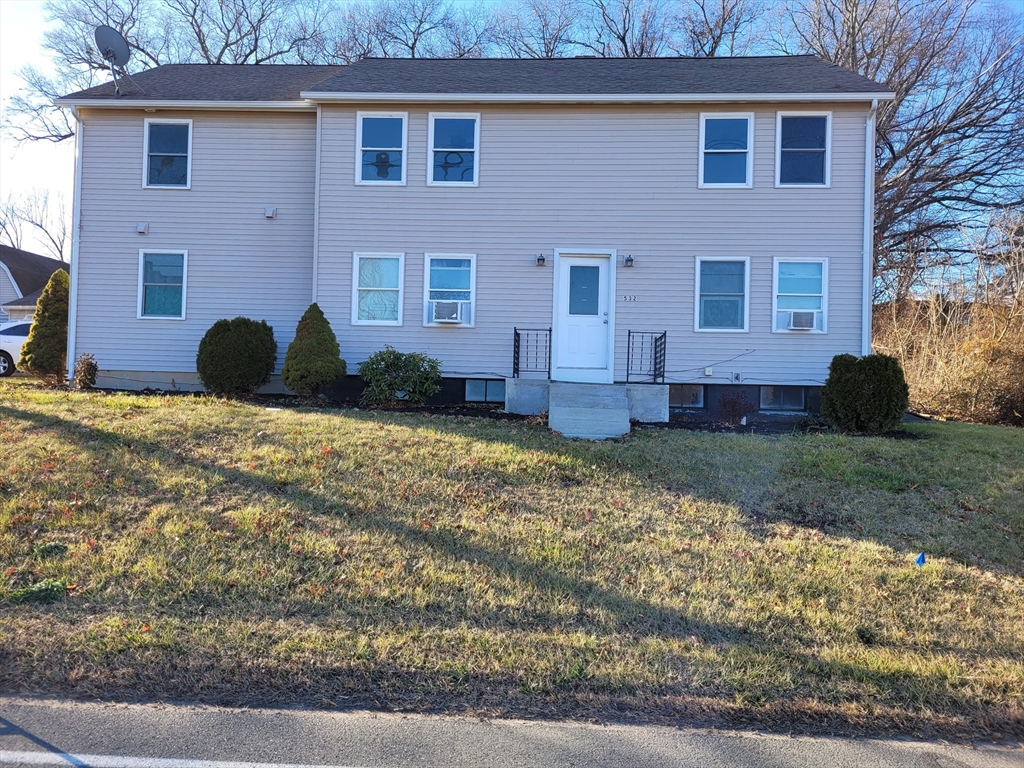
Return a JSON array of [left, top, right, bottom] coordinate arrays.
[[56, 56, 893, 107], [2, 286, 47, 311], [0, 245, 66, 299]]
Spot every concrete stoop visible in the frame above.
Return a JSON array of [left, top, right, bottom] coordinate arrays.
[[548, 381, 631, 439]]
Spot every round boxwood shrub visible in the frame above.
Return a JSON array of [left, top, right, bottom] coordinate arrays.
[[358, 345, 441, 406], [196, 317, 277, 395], [821, 353, 910, 433], [19, 269, 69, 382], [281, 303, 346, 396]]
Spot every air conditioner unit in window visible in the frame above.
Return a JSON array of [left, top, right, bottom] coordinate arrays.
[[431, 301, 465, 324], [788, 311, 817, 330]]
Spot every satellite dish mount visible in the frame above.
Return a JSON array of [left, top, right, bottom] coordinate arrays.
[[95, 25, 138, 96]]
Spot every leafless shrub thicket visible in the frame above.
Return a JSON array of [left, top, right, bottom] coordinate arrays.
[[873, 212, 1024, 426]]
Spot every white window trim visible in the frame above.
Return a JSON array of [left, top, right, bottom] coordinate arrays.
[[137, 249, 188, 320], [694, 255, 750, 332], [423, 253, 477, 328], [772, 256, 829, 334], [427, 112, 480, 187], [142, 118, 193, 189], [352, 252, 404, 326], [355, 111, 408, 186], [698, 112, 754, 189], [775, 111, 832, 188]]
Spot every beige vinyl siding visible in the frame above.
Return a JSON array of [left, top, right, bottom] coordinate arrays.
[[316, 103, 868, 386], [73, 109, 316, 381]]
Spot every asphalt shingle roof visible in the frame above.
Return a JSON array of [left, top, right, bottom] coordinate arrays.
[[0, 245, 66, 299], [59, 56, 889, 102]]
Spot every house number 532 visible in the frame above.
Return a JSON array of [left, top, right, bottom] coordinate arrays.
[[621, 295, 638, 301]]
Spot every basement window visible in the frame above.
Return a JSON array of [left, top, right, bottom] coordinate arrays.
[[760, 386, 805, 411], [669, 384, 705, 408], [466, 379, 505, 403]]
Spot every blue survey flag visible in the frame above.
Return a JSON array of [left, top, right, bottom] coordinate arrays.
[[915, 552, 926, 567]]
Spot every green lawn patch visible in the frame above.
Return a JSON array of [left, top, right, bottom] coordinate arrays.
[[1, 377, 1021, 739]]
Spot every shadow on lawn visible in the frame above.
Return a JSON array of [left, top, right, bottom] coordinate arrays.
[[1, 403, 1020, 740]]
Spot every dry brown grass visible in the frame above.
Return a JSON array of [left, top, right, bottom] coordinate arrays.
[[1, 378, 1022, 739]]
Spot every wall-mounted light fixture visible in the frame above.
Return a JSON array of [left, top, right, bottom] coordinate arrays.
[[624, 254, 635, 267], [536, 253, 546, 266]]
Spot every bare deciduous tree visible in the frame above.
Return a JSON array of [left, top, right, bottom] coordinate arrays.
[[491, 0, 583, 58], [0, 191, 70, 262], [584, 0, 670, 57], [669, 0, 760, 57]]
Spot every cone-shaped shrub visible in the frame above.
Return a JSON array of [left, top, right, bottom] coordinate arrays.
[[19, 269, 69, 382], [281, 303, 346, 395], [196, 317, 277, 395], [821, 353, 910, 433]]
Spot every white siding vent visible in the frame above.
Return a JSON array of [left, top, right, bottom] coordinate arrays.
[[431, 301, 466, 324], [787, 311, 817, 330]]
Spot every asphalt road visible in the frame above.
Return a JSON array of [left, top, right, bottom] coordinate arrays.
[[0, 697, 1020, 768]]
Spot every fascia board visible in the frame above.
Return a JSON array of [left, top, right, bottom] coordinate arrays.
[[301, 91, 896, 104], [55, 99, 315, 111]]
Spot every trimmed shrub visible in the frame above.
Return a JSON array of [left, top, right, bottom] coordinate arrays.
[[19, 269, 69, 382], [821, 353, 910, 433], [358, 345, 441, 406], [73, 353, 98, 389], [281, 303, 346, 396], [196, 317, 277, 395]]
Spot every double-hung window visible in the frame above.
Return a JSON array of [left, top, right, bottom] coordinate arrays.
[[699, 113, 753, 188], [353, 253, 404, 325], [143, 119, 192, 188], [776, 113, 831, 186], [357, 112, 406, 184], [774, 258, 827, 332], [429, 113, 479, 185], [138, 251, 187, 319], [695, 257, 749, 331], [424, 254, 475, 326]]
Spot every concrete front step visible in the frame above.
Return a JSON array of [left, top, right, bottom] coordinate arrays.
[[548, 381, 631, 439]]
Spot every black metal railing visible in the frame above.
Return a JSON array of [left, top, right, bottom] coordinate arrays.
[[627, 330, 667, 383], [513, 327, 551, 378]]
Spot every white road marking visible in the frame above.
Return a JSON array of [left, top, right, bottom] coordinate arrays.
[[0, 751, 369, 768]]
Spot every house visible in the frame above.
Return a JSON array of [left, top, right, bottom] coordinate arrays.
[[0, 245, 67, 322], [56, 57, 892, 437]]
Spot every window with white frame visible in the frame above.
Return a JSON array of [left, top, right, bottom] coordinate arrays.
[[429, 113, 479, 185], [776, 113, 830, 186], [144, 119, 192, 188], [699, 114, 753, 187], [774, 258, 827, 332], [357, 113, 406, 184], [138, 251, 187, 319], [696, 257, 749, 331], [352, 253, 403, 325], [424, 254, 475, 326]]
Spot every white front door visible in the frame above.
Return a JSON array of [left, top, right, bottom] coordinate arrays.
[[552, 251, 614, 383]]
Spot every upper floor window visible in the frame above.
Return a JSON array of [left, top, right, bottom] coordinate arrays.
[[776, 113, 831, 186], [352, 253, 403, 325], [138, 251, 187, 319], [424, 254, 475, 326], [357, 112, 406, 184], [774, 258, 827, 332], [695, 257, 749, 331], [699, 113, 753, 188], [429, 113, 479, 186], [144, 119, 191, 188]]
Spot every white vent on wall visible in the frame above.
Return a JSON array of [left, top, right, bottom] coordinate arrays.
[[431, 301, 465, 324], [788, 311, 817, 330]]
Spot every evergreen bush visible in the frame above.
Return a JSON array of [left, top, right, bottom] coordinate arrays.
[[19, 269, 69, 382], [358, 345, 441, 406], [196, 317, 277, 395], [281, 303, 346, 396], [821, 353, 910, 433]]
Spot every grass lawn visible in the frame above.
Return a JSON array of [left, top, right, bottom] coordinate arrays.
[[1, 378, 1022, 739]]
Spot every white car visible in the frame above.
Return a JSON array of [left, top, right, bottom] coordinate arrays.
[[0, 319, 33, 377]]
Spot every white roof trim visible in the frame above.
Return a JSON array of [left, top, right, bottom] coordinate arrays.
[[55, 99, 316, 111], [301, 91, 895, 104]]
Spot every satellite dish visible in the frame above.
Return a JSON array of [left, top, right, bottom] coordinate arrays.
[[94, 25, 131, 96]]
